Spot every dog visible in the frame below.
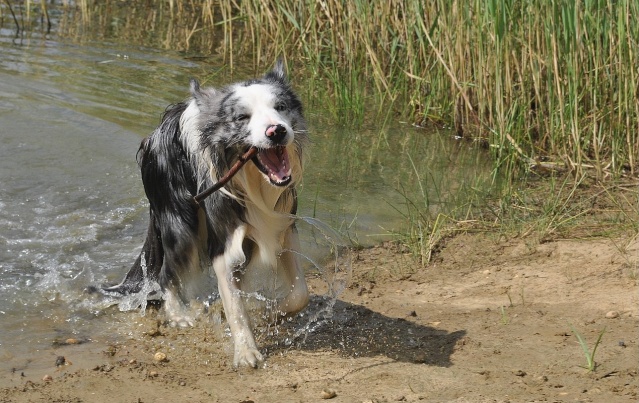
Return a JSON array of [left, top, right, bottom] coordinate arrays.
[[102, 60, 310, 368]]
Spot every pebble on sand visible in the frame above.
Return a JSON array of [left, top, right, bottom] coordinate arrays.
[[320, 388, 337, 399]]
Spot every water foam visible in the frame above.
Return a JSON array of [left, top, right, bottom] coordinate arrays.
[[115, 253, 163, 315]]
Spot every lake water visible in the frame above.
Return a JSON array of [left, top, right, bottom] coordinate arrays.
[[0, 23, 492, 383]]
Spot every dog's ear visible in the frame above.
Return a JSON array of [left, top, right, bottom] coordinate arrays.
[[265, 58, 288, 83], [190, 78, 216, 106], [190, 78, 201, 97]]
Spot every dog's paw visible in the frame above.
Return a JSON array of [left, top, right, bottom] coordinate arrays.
[[233, 346, 264, 368], [164, 291, 194, 328]]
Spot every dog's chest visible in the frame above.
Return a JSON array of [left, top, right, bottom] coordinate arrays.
[[247, 200, 290, 231], [245, 202, 291, 262]]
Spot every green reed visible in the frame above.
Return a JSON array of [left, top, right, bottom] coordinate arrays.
[[228, 0, 637, 182], [23, 0, 634, 182]]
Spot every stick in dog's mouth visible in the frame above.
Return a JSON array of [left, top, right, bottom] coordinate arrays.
[[193, 144, 293, 206], [193, 146, 259, 205]]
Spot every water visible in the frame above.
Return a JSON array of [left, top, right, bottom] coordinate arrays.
[[0, 24, 492, 382]]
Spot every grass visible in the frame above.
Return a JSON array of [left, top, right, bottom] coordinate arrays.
[[570, 325, 606, 372], [505, 177, 637, 239], [389, 171, 489, 267], [395, 172, 637, 264], [499, 306, 510, 325]]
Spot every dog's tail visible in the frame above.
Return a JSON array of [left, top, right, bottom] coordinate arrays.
[[87, 216, 164, 297]]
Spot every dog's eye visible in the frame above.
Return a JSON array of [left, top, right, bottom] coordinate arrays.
[[274, 102, 287, 112], [234, 114, 250, 122]]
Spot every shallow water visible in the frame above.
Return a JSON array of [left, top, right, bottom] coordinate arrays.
[[0, 25, 492, 380]]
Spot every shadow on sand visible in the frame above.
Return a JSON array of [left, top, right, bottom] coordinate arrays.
[[265, 297, 466, 367]]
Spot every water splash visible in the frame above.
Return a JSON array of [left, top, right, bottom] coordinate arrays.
[[239, 215, 353, 346], [115, 254, 163, 316], [96, 215, 351, 346], [295, 216, 352, 299]]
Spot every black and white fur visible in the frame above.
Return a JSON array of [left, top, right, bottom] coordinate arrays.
[[103, 61, 309, 367]]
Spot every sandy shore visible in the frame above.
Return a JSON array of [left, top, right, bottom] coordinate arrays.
[[1, 231, 637, 402]]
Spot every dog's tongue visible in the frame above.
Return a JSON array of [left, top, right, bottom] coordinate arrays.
[[258, 146, 291, 183]]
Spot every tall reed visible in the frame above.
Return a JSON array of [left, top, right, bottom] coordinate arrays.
[[11, 0, 636, 181], [231, 1, 639, 181]]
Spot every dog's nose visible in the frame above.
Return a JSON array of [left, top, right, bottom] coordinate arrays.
[[265, 124, 287, 144]]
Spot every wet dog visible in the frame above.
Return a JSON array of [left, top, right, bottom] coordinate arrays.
[[102, 60, 309, 367]]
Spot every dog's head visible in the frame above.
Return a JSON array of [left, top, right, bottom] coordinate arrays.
[[184, 60, 307, 188]]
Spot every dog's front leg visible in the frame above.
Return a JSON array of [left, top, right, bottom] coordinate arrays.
[[276, 224, 309, 315], [213, 225, 263, 368]]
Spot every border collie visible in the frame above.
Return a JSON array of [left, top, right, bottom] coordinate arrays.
[[103, 60, 309, 368]]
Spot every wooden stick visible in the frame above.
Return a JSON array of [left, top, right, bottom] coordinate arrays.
[[193, 147, 258, 206]]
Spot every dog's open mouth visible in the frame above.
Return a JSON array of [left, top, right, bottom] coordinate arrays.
[[252, 146, 292, 186]]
